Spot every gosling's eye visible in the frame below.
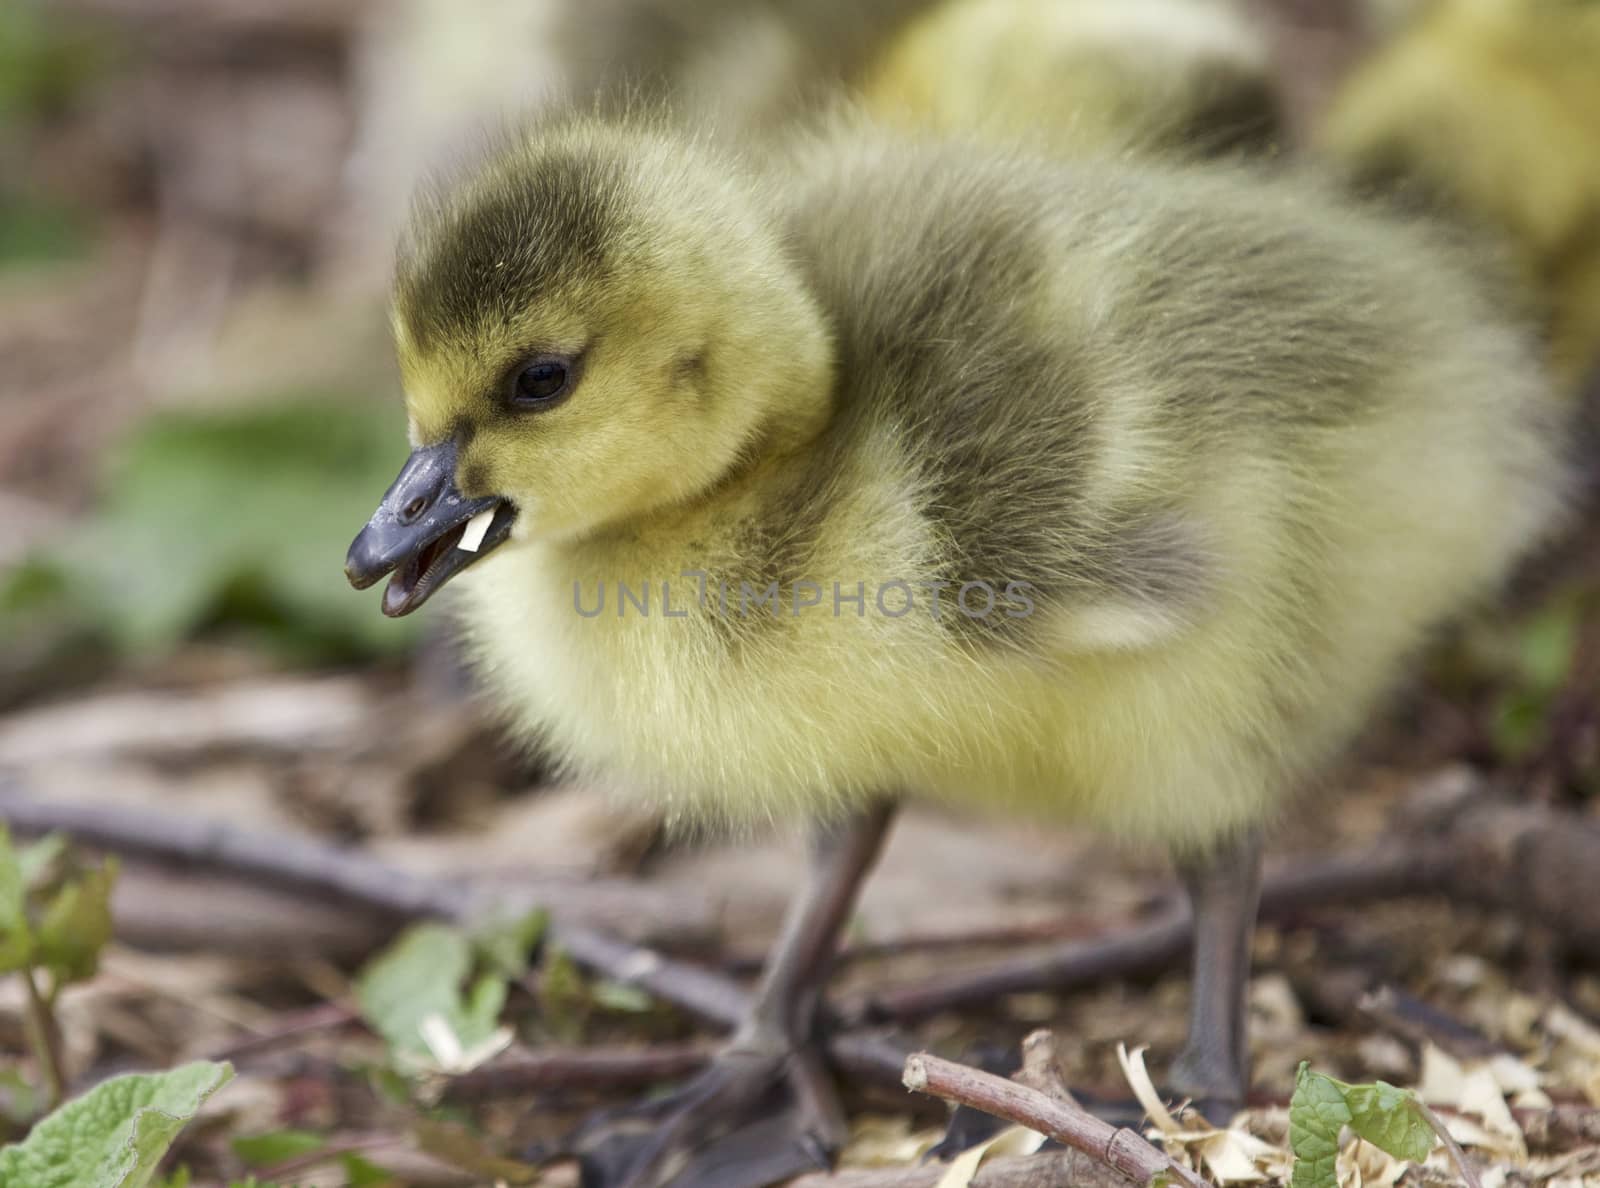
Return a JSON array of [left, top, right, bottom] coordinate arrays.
[[509, 356, 574, 409]]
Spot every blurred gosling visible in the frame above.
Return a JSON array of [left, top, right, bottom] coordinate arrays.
[[1321, 0, 1600, 388], [862, 0, 1282, 158]]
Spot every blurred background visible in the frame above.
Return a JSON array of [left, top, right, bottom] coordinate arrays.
[[1, 0, 1598, 1183], [0, 0, 1370, 832]]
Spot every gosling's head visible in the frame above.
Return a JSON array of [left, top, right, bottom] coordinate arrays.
[[345, 118, 832, 615]]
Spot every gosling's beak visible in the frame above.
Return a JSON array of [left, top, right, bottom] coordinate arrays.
[[345, 440, 517, 617]]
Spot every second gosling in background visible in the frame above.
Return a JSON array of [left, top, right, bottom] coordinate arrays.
[[1321, 0, 1600, 389], [863, 0, 1281, 158], [346, 114, 1575, 1187]]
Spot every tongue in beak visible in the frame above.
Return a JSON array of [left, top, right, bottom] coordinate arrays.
[[345, 440, 516, 617]]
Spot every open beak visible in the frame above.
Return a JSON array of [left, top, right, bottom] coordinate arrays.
[[345, 440, 517, 617]]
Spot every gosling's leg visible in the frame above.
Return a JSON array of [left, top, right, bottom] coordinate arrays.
[[571, 802, 896, 1188], [1167, 828, 1263, 1124]]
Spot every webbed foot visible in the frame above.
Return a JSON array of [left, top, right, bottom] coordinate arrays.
[[565, 1043, 847, 1188], [548, 805, 897, 1188], [1168, 1046, 1245, 1128]]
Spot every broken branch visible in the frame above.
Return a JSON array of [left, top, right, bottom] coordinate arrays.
[[903, 1051, 1208, 1188]]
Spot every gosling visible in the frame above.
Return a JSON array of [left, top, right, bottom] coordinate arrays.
[[862, 0, 1282, 159], [346, 113, 1573, 1187], [1320, 0, 1600, 388]]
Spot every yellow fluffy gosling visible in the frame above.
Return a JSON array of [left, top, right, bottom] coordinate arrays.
[[346, 112, 1574, 1188]]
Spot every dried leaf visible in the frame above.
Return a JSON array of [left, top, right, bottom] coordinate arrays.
[[836, 1116, 943, 1169], [1337, 1135, 1406, 1188], [1193, 1128, 1276, 1183], [1417, 1045, 1528, 1158], [1486, 1054, 1543, 1096], [1418, 1045, 1467, 1106], [1458, 1066, 1526, 1159], [1117, 1043, 1183, 1135], [934, 1125, 1046, 1188]]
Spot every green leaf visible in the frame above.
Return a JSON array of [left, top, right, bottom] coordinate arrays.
[[0, 1061, 233, 1188], [0, 193, 93, 270], [462, 976, 509, 1047], [34, 858, 117, 985], [0, 1064, 43, 1127], [536, 946, 590, 1044], [591, 980, 655, 1013], [0, 827, 35, 974], [0, 0, 114, 123], [1289, 1063, 1351, 1188], [1290, 1064, 1439, 1188], [1489, 599, 1585, 760], [471, 908, 546, 981], [355, 923, 507, 1068], [1492, 689, 1548, 761], [1516, 604, 1579, 694], [365, 1066, 413, 1107], [230, 1129, 325, 1167], [339, 1153, 396, 1186], [7, 401, 420, 663], [16, 835, 66, 890], [1341, 1081, 1436, 1164], [412, 1118, 539, 1184]]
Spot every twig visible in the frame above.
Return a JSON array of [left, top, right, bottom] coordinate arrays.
[[543, 926, 748, 1028], [440, 1042, 713, 1102], [209, 1001, 359, 1062], [0, 781, 712, 952], [14, 773, 1600, 1104], [1518, 1105, 1600, 1152], [789, 1150, 1150, 1188], [852, 840, 1460, 1022], [1016, 1028, 1080, 1106], [852, 914, 1191, 1023], [1415, 1097, 1485, 1188], [111, 864, 390, 962], [0, 677, 373, 766], [19, 967, 66, 1109], [0, 783, 474, 919], [533, 933, 929, 1089], [1356, 987, 1502, 1063], [725, 919, 1104, 975], [903, 1051, 1208, 1188], [0, 779, 911, 1088]]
